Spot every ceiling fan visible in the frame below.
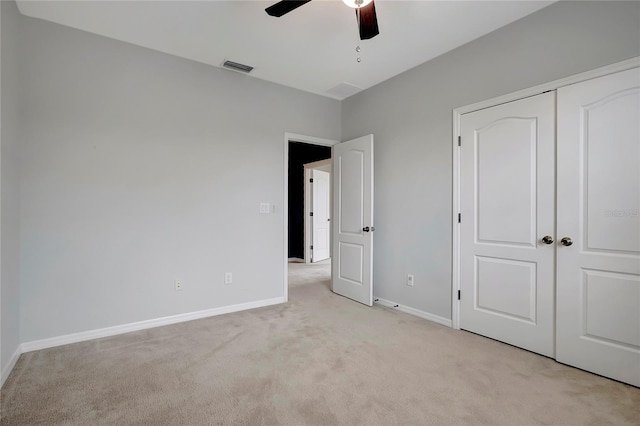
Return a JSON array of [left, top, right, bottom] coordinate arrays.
[[266, 0, 380, 40]]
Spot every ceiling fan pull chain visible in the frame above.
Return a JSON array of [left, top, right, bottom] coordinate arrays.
[[356, 7, 363, 62]]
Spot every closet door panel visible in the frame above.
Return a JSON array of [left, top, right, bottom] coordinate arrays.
[[556, 67, 640, 387], [459, 92, 556, 357]]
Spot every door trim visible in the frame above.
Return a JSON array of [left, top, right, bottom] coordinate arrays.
[[451, 56, 640, 330], [283, 133, 338, 303]]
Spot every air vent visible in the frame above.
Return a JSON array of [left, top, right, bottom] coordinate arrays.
[[222, 60, 254, 74], [325, 82, 363, 100]]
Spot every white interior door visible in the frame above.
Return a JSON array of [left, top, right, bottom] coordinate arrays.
[[556, 67, 640, 387], [332, 135, 374, 306], [312, 169, 331, 262], [460, 92, 556, 357]]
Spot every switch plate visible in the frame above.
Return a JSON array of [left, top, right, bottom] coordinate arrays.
[[406, 274, 414, 287], [259, 203, 271, 214], [224, 272, 233, 285], [175, 279, 183, 291]]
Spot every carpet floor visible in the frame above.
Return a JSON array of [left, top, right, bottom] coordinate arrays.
[[1, 260, 638, 425]]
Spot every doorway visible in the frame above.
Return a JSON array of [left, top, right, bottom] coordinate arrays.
[[283, 134, 337, 302], [283, 133, 376, 307], [287, 141, 331, 262]]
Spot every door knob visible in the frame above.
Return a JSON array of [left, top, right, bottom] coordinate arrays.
[[541, 236, 554, 245], [560, 237, 573, 246], [363, 227, 370, 232]]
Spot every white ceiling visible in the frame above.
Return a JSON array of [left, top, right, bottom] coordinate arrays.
[[16, 0, 554, 100]]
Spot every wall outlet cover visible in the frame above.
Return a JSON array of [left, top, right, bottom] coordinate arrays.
[[406, 274, 414, 287]]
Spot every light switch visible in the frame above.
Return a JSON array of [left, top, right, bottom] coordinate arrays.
[[259, 203, 271, 214]]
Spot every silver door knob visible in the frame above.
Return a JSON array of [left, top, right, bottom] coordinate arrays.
[[541, 236, 554, 245], [560, 237, 573, 246]]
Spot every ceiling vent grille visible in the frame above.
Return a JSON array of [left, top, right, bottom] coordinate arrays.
[[222, 60, 254, 74]]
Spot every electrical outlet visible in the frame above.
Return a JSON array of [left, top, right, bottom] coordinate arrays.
[[406, 274, 414, 287], [224, 272, 233, 285], [175, 279, 183, 291]]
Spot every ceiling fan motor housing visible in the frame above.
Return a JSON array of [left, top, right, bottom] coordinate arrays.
[[266, 0, 379, 41]]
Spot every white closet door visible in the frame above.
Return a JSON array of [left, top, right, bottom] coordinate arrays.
[[459, 92, 556, 357], [556, 67, 640, 387]]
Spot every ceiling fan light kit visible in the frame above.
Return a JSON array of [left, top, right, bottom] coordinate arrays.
[[342, 0, 374, 8], [266, 0, 379, 41]]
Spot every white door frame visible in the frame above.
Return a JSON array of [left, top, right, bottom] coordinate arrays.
[[451, 57, 640, 330], [283, 133, 338, 303], [303, 159, 332, 264]]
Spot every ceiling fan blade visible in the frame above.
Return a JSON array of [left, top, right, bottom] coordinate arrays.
[[356, 1, 379, 40], [266, 0, 312, 17]]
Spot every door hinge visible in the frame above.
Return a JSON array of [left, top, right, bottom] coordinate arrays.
[[310, 245, 313, 250], [310, 178, 314, 183], [458, 290, 461, 300], [458, 213, 461, 223], [310, 212, 313, 217], [458, 136, 461, 147]]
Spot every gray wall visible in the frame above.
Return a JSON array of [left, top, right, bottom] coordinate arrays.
[[17, 11, 341, 342], [342, 1, 640, 319], [1, 0, 21, 378], [4, 0, 640, 361]]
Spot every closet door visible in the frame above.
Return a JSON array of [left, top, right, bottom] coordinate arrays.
[[556, 67, 640, 387], [459, 92, 556, 357]]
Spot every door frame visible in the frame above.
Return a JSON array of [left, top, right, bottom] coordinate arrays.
[[303, 159, 332, 264], [451, 57, 640, 330], [283, 133, 338, 303]]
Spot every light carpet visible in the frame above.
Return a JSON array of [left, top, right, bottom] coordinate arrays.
[[1, 261, 638, 425]]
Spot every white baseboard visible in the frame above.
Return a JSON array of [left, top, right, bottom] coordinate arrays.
[[21, 297, 285, 353], [374, 297, 453, 328], [1, 346, 22, 388]]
